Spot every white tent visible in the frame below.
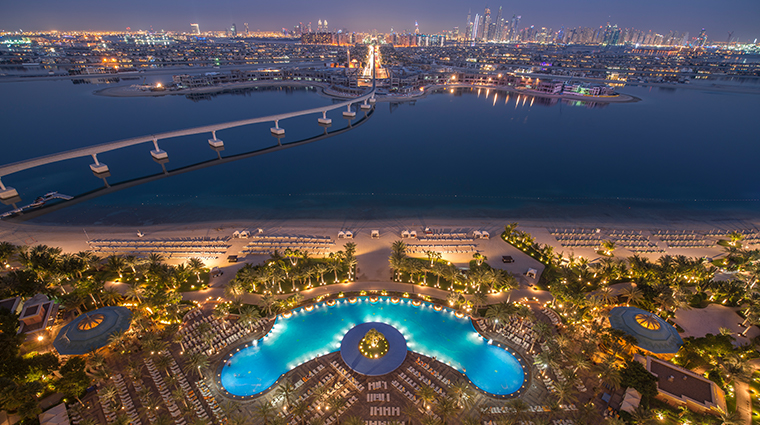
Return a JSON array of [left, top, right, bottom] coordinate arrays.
[[371, 230, 380, 239], [401, 230, 410, 238], [338, 231, 345, 239], [409, 231, 417, 238], [620, 388, 642, 414], [481, 231, 490, 239], [39, 404, 70, 425], [345, 231, 353, 239], [473, 230, 482, 238]]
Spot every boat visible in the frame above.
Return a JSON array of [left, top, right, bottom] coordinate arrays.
[[0, 191, 73, 219]]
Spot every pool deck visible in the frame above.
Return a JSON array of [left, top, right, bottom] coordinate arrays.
[[202, 306, 550, 423]]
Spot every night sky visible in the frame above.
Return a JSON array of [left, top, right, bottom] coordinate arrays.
[[3, 0, 759, 42]]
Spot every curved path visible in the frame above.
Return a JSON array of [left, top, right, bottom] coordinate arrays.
[[0, 88, 375, 180]]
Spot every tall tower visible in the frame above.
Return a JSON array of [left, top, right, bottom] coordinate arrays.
[[696, 28, 707, 46], [483, 7, 492, 41], [190, 23, 200, 35], [472, 14, 481, 41], [415, 21, 420, 35], [244, 23, 249, 35], [465, 9, 472, 41], [317, 20, 323, 32], [494, 6, 503, 41], [230, 23, 237, 37], [324, 20, 328, 32]]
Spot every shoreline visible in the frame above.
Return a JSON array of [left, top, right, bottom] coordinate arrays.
[[93, 79, 640, 104], [1, 215, 755, 270]]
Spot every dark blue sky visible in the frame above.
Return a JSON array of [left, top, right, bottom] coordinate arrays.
[[3, 0, 759, 41]]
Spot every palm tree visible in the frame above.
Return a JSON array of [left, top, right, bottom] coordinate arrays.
[[186, 258, 205, 282], [434, 396, 459, 424], [147, 253, 164, 266], [629, 406, 655, 425], [260, 293, 278, 317], [715, 409, 743, 425], [101, 288, 122, 306], [600, 240, 616, 256], [728, 231, 745, 247], [416, 385, 437, 410], [620, 285, 643, 306], [212, 303, 230, 330], [470, 292, 487, 316], [596, 286, 616, 306], [425, 250, 442, 267], [276, 379, 296, 411], [342, 416, 364, 425], [327, 252, 343, 283], [472, 253, 486, 266], [238, 304, 261, 331], [314, 263, 329, 286], [106, 255, 127, 278], [448, 381, 474, 410], [0, 241, 16, 265], [389, 240, 408, 280], [183, 352, 209, 379], [554, 379, 578, 406]]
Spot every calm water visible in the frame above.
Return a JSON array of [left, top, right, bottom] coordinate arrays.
[[1, 78, 759, 224], [220, 298, 525, 396]]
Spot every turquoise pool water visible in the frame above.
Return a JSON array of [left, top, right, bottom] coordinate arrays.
[[219, 297, 526, 397]]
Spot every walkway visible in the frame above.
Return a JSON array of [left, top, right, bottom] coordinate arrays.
[[0, 88, 375, 179]]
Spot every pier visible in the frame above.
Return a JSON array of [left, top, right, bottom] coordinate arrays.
[[0, 89, 375, 201]]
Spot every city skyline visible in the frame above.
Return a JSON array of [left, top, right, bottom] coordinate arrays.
[[2, 0, 759, 42]]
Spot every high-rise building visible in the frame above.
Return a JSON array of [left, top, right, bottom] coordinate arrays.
[[244, 23, 249, 35], [696, 28, 707, 46], [415, 21, 420, 35], [465, 9, 472, 41], [190, 23, 200, 35], [324, 20, 329, 32], [472, 14, 481, 41], [483, 7, 491, 40], [230, 23, 237, 37], [494, 6, 503, 41]]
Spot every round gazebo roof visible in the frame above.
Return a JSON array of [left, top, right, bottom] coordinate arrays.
[[608, 306, 683, 354], [54, 306, 132, 355]]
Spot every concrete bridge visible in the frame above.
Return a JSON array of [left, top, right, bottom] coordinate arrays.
[[0, 88, 376, 201]]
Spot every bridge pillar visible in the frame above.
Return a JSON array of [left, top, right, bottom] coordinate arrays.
[[360, 100, 371, 111], [318, 110, 332, 125], [343, 104, 356, 118], [89, 153, 110, 174], [150, 138, 168, 160], [369, 96, 377, 104], [208, 130, 224, 148], [270, 120, 285, 136], [0, 178, 18, 200]]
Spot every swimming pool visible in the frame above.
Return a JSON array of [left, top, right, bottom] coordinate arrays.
[[219, 297, 526, 397]]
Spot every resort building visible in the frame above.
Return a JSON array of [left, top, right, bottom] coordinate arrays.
[[634, 354, 727, 416], [607, 306, 683, 359], [0, 294, 59, 340]]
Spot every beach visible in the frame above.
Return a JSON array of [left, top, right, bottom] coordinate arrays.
[[1, 215, 753, 281]]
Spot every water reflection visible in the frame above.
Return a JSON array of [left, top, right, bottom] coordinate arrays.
[[443, 87, 608, 109], [4, 110, 374, 222]]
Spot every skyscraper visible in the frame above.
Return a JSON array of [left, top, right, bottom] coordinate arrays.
[[696, 28, 707, 46], [244, 23, 249, 35], [465, 9, 472, 41], [472, 14, 481, 41], [415, 21, 420, 35], [494, 6, 503, 41], [230, 23, 237, 37], [483, 7, 491, 41], [190, 23, 200, 35]]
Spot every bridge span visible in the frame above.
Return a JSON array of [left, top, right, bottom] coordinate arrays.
[[0, 88, 376, 201]]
